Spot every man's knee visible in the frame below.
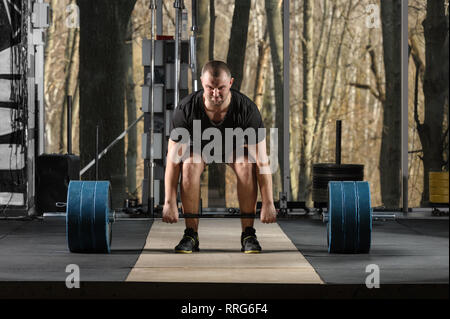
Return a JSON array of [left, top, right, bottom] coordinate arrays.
[[232, 160, 256, 180], [182, 154, 205, 184], [183, 151, 204, 164]]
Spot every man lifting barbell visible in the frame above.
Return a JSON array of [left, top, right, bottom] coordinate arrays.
[[162, 61, 277, 254]]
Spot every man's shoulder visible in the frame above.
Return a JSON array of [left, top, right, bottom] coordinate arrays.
[[231, 89, 258, 110], [178, 90, 203, 110]]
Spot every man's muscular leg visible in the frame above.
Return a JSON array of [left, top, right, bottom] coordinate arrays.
[[180, 153, 205, 232], [229, 158, 258, 231]]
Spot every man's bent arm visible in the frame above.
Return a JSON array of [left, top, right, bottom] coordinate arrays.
[[256, 166, 274, 205], [164, 139, 182, 204], [251, 139, 274, 205]]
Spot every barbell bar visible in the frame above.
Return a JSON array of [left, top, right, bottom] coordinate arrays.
[[182, 213, 258, 219]]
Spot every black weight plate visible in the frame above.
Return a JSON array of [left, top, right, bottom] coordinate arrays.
[[67, 181, 112, 253], [328, 181, 345, 253], [356, 181, 372, 253], [80, 182, 96, 251], [67, 181, 83, 252], [342, 182, 358, 253]]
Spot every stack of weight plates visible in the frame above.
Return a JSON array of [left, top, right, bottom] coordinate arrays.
[[313, 163, 364, 208], [429, 171, 449, 204]]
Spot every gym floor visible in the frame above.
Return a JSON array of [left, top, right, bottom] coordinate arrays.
[[0, 213, 448, 299]]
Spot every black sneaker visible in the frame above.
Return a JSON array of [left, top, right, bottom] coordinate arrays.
[[175, 228, 200, 253], [241, 227, 261, 253]]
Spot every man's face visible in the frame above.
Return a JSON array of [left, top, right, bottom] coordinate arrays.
[[201, 71, 234, 107]]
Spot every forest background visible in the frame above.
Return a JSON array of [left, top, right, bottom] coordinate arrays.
[[43, 0, 449, 209]]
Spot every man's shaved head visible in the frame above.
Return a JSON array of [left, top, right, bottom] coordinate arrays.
[[201, 60, 232, 78], [200, 61, 234, 107]]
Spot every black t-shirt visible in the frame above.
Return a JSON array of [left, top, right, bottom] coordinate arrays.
[[169, 89, 265, 161]]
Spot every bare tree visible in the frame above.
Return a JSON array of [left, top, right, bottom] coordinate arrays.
[[77, 0, 137, 208], [313, 1, 352, 163], [227, 0, 251, 90], [298, 0, 314, 203], [416, 0, 449, 204], [265, 0, 284, 199], [60, 14, 79, 153], [252, 0, 269, 109], [379, 0, 402, 208], [44, 0, 71, 154], [125, 19, 137, 199], [253, 30, 270, 109], [196, 0, 210, 84], [312, 1, 336, 163], [209, 0, 215, 61]]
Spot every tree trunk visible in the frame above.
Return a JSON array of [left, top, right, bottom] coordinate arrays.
[[77, 0, 137, 209], [196, 0, 210, 84], [253, 31, 270, 109], [298, 0, 314, 203], [72, 81, 80, 154], [209, 0, 215, 61], [313, 2, 336, 163], [380, 0, 402, 208], [125, 19, 137, 199], [44, 0, 67, 153], [252, 0, 269, 109], [289, 0, 302, 201], [313, 0, 328, 73], [227, 0, 251, 90], [262, 60, 275, 167], [60, 24, 79, 153], [265, 0, 284, 200], [418, 0, 449, 205]]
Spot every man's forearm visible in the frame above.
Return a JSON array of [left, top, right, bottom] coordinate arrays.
[[256, 165, 274, 204], [164, 162, 181, 204]]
